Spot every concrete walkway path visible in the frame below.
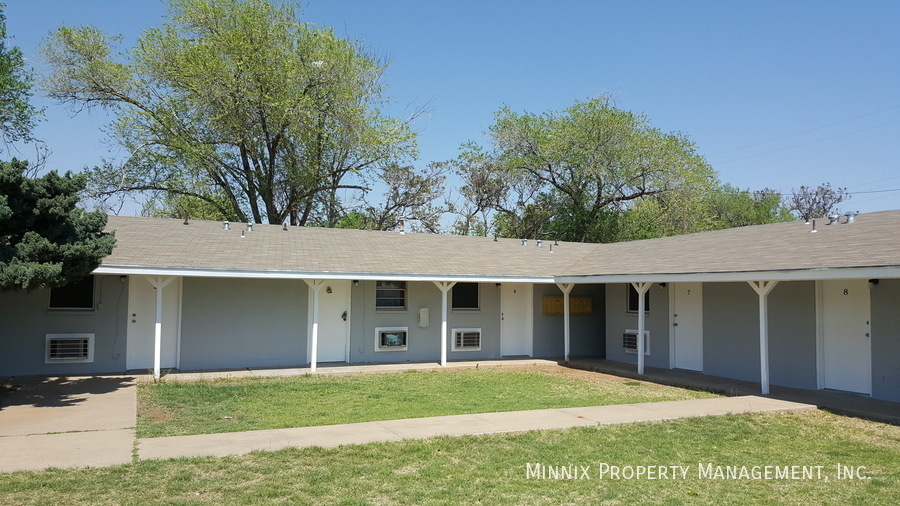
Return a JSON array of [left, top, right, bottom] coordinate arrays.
[[0, 375, 136, 472], [138, 396, 815, 461]]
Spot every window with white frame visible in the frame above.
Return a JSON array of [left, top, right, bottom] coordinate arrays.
[[375, 327, 408, 351], [376, 281, 406, 310], [623, 329, 650, 355], [451, 283, 479, 310], [452, 328, 481, 351], [626, 284, 650, 313], [48, 276, 95, 310], [45, 333, 94, 363]]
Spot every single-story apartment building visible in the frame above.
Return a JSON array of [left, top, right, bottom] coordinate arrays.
[[2, 211, 898, 402]]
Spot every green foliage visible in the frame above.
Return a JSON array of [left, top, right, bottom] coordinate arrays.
[[0, 3, 42, 147], [0, 159, 116, 291], [618, 184, 793, 240], [453, 96, 715, 242], [41, 0, 416, 225]]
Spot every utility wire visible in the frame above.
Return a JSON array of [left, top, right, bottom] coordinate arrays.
[[709, 104, 900, 157], [713, 120, 900, 165]]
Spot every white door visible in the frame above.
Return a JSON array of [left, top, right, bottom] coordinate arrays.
[[308, 280, 350, 363], [501, 283, 533, 356], [126, 276, 181, 370], [822, 279, 871, 394], [671, 282, 703, 371]]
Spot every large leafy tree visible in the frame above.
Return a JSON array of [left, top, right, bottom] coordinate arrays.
[[41, 0, 416, 225], [619, 184, 792, 241], [0, 3, 41, 150], [452, 96, 716, 242], [0, 159, 116, 291]]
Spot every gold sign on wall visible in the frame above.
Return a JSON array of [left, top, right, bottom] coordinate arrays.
[[542, 296, 593, 316]]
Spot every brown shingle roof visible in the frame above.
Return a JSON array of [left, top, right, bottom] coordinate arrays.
[[100, 210, 900, 281], [561, 210, 900, 278], [101, 216, 597, 280]]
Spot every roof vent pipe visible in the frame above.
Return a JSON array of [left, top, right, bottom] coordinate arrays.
[[537, 240, 542, 248], [844, 211, 857, 224], [827, 214, 839, 225], [550, 244, 554, 253], [399, 218, 406, 235], [810, 219, 817, 233], [522, 239, 527, 247], [247, 223, 253, 232], [223, 221, 230, 231]]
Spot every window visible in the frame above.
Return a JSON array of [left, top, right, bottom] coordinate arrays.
[[626, 284, 650, 313], [376, 281, 406, 310], [623, 329, 650, 355], [45, 334, 94, 363], [375, 327, 408, 351], [49, 276, 95, 310], [451, 282, 479, 310], [452, 328, 481, 351]]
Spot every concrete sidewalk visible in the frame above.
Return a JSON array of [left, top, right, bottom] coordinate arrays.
[[568, 357, 900, 425], [138, 395, 815, 461], [0, 375, 136, 473]]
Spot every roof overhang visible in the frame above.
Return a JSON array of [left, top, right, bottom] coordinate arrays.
[[93, 264, 556, 284], [554, 265, 900, 284]]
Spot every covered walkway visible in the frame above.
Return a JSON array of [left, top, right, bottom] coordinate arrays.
[[567, 357, 900, 425]]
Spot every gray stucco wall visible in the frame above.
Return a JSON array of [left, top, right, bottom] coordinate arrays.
[[605, 283, 670, 368], [871, 279, 900, 402], [349, 280, 503, 363], [703, 281, 816, 389], [533, 284, 605, 358], [179, 278, 308, 370], [0, 275, 128, 376]]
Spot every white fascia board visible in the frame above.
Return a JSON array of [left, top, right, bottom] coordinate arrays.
[[555, 266, 900, 284], [93, 265, 554, 284]]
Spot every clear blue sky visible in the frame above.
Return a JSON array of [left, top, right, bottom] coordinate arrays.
[[6, 0, 900, 214]]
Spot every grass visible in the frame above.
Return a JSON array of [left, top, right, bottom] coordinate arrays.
[[137, 366, 718, 438], [2, 410, 897, 504]]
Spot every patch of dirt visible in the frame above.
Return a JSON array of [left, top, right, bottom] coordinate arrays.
[[488, 363, 625, 383], [139, 402, 176, 423]]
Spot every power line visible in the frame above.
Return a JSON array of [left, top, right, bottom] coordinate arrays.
[[713, 120, 900, 165], [709, 104, 900, 157]]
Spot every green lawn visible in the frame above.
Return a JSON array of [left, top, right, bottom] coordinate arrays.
[[138, 366, 718, 437], [2, 411, 897, 504]]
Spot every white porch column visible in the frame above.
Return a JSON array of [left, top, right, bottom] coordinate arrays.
[[556, 283, 575, 362], [434, 281, 457, 366], [147, 276, 175, 380], [631, 282, 652, 375], [749, 280, 779, 395], [304, 279, 326, 373]]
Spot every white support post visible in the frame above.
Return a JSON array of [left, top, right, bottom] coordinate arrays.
[[631, 282, 652, 375], [556, 283, 575, 362], [433, 281, 457, 366], [749, 280, 779, 395], [148, 276, 175, 380], [304, 279, 326, 373]]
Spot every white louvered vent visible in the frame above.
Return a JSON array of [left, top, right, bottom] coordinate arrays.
[[452, 328, 481, 351], [45, 334, 94, 363], [623, 329, 650, 355]]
